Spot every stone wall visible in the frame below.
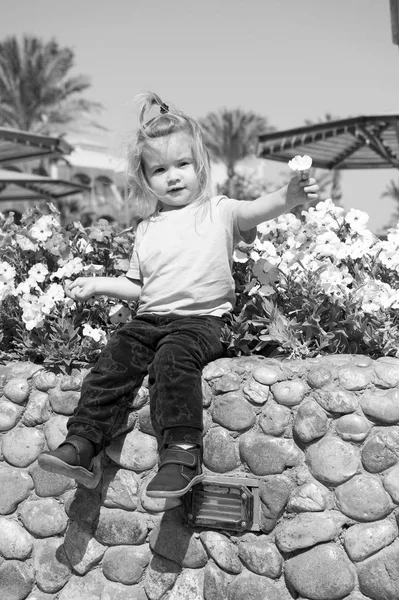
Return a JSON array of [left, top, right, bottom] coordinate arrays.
[[1, 354, 399, 600]]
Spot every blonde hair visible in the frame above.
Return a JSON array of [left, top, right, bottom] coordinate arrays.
[[126, 92, 211, 223]]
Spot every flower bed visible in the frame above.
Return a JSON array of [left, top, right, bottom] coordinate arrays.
[[1, 200, 399, 371]]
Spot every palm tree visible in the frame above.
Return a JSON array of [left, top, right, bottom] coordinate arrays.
[[381, 180, 399, 231], [0, 35, 103, 134], [199, 108, 273, 196]]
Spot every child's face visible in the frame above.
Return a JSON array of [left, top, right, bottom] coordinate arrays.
[[142, 132, 199, 211]]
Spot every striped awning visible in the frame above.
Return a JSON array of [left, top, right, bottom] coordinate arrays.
[[0, 169, 88, 201], [0, 127, 73, 165], [257, 115, 399, 170]]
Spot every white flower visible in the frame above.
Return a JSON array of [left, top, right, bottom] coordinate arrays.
[[318, 265, 353, 297], [52, 257, 84, 279], [83, 264, 104, 275], [28, 263, 49, 283], [16, 234, 38, 252], [19, 294, 45, 330], [39, 283, 65, 315], [233, 249, 250, 263], [109, 304, 130, 324], [0, 262, 16, 282], [345, 209, 369, 233], [353, 280, 395, 313], [82, 323, 107, 344], [14, 278, 40, 296], [288, 155, 312, 172], [29, 215, 58, 242], [0, 280, 15, 302], [314, 231, 342, 258], [76, 239, 94, 254]]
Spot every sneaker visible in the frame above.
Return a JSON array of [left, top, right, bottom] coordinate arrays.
[[146, 446, 204, 498], [38, 436, 102, 489]]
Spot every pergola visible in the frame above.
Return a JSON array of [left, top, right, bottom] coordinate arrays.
[[0, 127, 88, 200], [257, 115, 399, 171], [0, 127, 73, 165]]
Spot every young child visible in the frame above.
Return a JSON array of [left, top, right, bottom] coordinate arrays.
[[38, 92, 319, 498]]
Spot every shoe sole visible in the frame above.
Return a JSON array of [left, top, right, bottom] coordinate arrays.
[[146, 473, 204, 498], [38, 453, 103, 489]]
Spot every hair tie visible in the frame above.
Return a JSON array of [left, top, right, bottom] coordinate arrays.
[[159, 102, 169, 114]]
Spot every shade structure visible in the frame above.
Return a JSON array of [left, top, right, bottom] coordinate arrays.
[[0, 169, 88, 201], [257, 115, 399, 170], [0, 127, 73, 165]]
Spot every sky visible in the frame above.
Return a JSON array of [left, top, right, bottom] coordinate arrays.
[[1, 0, 399, 232]]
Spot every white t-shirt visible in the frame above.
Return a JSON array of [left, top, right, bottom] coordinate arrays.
[[126, 196, 256, 317]]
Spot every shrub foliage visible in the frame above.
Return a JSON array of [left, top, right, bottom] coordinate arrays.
[[1, 200, 399, 371]]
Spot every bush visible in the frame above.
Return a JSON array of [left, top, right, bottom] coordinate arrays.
[[227, 199, 399, 358], [0, 204, 135, 372], [1, 200, 399, 371]]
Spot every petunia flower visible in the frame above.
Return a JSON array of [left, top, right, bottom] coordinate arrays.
[[82, 323, 107, 344], [288, 155, 313, 173]]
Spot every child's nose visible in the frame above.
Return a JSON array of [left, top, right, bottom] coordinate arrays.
[[167, 167, 180, 183]]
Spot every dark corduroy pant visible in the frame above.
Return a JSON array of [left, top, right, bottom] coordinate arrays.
[[67, 314, 225, 452]]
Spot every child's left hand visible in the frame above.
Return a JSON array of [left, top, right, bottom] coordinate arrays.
[[286, 173, 319, 210]]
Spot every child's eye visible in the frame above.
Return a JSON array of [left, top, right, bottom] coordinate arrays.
[[179, 161, 189, 167], [153, 167, 164, 174]]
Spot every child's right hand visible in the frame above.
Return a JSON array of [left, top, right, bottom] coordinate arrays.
[[65, 277, 98, 301]]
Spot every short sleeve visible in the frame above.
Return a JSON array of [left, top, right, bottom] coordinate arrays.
[[215, 196, 257, 246], [125, 225, 143, 281]]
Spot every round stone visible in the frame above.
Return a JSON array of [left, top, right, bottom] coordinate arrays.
[[383, 463, 399, 502], [360, 389, 399, 424], [240, 432, 302, 476], [0, 560, 34, 600], [361, 428, 399, 473], [307, 366, 333, 389], [95, 508, 148, 546], [2, 427, 45, 467], [285, 543, 356, 599], [0, 517, 33, 559], [357, 539, 399, 600], [200, 531, 242, 574], [312, 388, 358, 413], [213, 373, 242, 393], [106, 429, 158, 472], [238, 536, 282, 578], [343, 519, 398, 562], [335, 414, 371, 442], [243, 381, 269, 405], [227, 570, 281, 600], [43, 415, 68, 450], [48, 389, 80, 415], [374, 360, 399, 388], [275, 511, 347, 552], [306, 436, 360, 486], [19, 498, 68, 537], [144, 555, 181, 600], [0, 465, 33, 514], [203, 427, 240, 473], [338, 367, 373, 391], [252, 366, 280, 386], [293, 399, 329, 443], [287, 480, 331, 512], [259, 402, 291, 436], [3, 378, 30, 404], [335, 474, 393, 521], [212, 392, 256, 431], [272, 379, 307, 406], [102, 545, 149, 585], [33, 371, 58, 391], [0, 399, 22, 431]]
